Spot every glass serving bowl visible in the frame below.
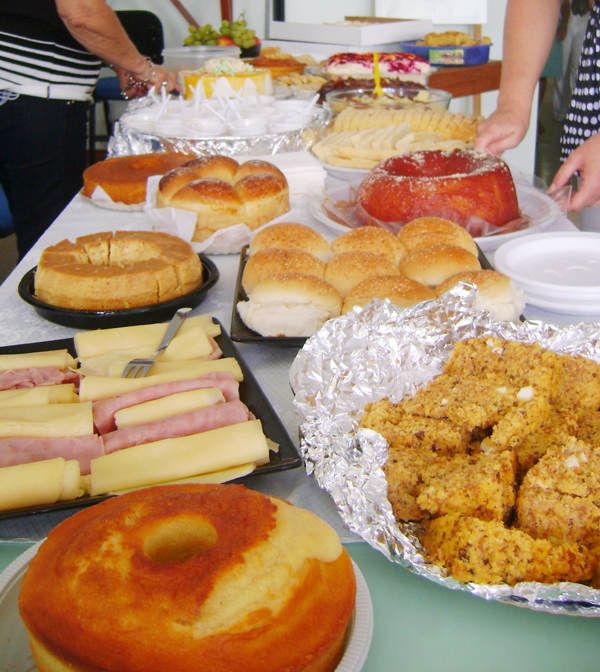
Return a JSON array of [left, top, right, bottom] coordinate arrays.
[[325, 86, 452, 114]]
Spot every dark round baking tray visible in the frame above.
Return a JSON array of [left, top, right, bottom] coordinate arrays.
[[18, 254, 219, 329]]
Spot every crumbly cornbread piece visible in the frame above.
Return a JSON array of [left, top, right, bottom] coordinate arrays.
[[384, 444, 443, 521], [553, 354, 600, 412], [485, 394, 552, 452], [516, 437, 600, 547], [442, 338, 561, 398], [400, 373, 521, 426], [423, 513, 596, 585], [361, 398, 471, 456], [511, 408, 577, 480], [573, 409, 600, 445], [416, 450, 517, 522], [365, 338, 600, 585], [370, 403, 517, 523]]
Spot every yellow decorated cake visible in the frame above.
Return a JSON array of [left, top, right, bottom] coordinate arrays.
[[182, 57, 272, 98]]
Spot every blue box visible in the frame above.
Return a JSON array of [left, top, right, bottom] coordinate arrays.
[[401, 40, 491, 66]]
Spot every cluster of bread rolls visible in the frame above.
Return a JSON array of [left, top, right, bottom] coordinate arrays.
[[312, 107, 483, 169], [157, 155, 290, 243], [398, 217, 525, 321], [237, 220, 524, 337]]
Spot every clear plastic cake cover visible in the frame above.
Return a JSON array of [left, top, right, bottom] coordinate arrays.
[[289, 284, 600, 615]]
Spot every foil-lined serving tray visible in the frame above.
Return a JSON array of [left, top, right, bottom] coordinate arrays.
[[108, 97, 331, 159], [289, 284, 600, 615]]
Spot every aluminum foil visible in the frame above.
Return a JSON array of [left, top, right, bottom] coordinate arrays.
[[289, 284, 600, 615], [107, 97, 331, 159]]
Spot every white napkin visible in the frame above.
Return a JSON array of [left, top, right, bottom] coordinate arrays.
[[253, 151, 328, 200], [87, 185, 145, 212]]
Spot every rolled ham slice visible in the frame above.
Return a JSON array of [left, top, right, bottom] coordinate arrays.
[[92, 372, 240, 434], [102, 399, 254, 454], [207, 335, 222, 360], [0, 435, 105, 475], [0, 367, 80, 391]]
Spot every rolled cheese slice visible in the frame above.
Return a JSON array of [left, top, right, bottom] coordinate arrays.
[[91, 419, 269, 494], [0, 458, 85, 512], [114, 387, 225, 428], [0, 402, 93, 438], [0, 349, 76, 372], [74, 314, 220, 359], [78, 326, 215, 376], [79, 359, 243, 402], [0, 384, 77, 408], [109, 462, 256, 494]]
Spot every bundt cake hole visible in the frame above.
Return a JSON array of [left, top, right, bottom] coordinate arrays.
[[143, 518, 218, 563]]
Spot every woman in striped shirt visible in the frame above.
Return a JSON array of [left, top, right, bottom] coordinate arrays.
[[0, 0, 178, 258]]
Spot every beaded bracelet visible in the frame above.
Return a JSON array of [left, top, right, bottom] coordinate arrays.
[[115, 56, 155, 89], [136, 56, 156, 87]]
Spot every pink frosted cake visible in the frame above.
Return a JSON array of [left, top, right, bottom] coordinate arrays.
[[323, 52, 431, 85]]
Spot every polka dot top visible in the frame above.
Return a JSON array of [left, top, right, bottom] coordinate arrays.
[[561, 0, 600, 160]]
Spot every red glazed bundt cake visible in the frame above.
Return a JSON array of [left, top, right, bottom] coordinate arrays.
[[356, 149, 520, 235]]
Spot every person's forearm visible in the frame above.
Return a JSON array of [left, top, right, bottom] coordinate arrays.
[[55, 0, 150, 79], [497, 0, 564, 114]]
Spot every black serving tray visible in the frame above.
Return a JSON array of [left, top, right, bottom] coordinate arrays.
[[18, 254, 219, 330], [232, 244, 495, 344], [0, 318, 301, 521]]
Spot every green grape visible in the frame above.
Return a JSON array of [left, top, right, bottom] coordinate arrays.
[[188, 25, 196, 33], [221, 20, 230, 28]]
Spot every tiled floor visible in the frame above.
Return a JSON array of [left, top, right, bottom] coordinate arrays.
[[0, 82, 573, 287]]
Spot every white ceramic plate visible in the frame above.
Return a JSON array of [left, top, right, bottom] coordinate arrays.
[[0, 545, 372, 672], [312, 156, 370, 182], [521, 291, 600, 316], [494, 232, 600, 293]]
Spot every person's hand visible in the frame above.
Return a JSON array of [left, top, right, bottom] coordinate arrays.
[[115, 60, 179, 99], [474, 104, 531, 156], [549, 133, 600, 210]]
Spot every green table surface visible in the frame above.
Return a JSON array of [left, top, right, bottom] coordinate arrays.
[[3, 540, 600, 672]]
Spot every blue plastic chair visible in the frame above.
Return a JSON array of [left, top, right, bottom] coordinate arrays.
[[0, 183, 13, 238]]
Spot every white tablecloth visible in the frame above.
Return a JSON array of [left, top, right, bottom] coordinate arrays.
[[0, 183, 596, 541]]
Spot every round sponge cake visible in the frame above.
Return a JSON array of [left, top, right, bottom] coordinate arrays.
[[83, 153, 193, 205], [35, 231, 203, 311], [19, 483, 356, 672]]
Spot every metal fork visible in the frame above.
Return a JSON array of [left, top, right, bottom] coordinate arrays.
[[121, 307, 192, 379]]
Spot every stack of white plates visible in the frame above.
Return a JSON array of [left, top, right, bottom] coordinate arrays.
[[494, 232, 600, 315]]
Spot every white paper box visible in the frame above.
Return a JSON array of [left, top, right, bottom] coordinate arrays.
[[268, 17, 433, 46]]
